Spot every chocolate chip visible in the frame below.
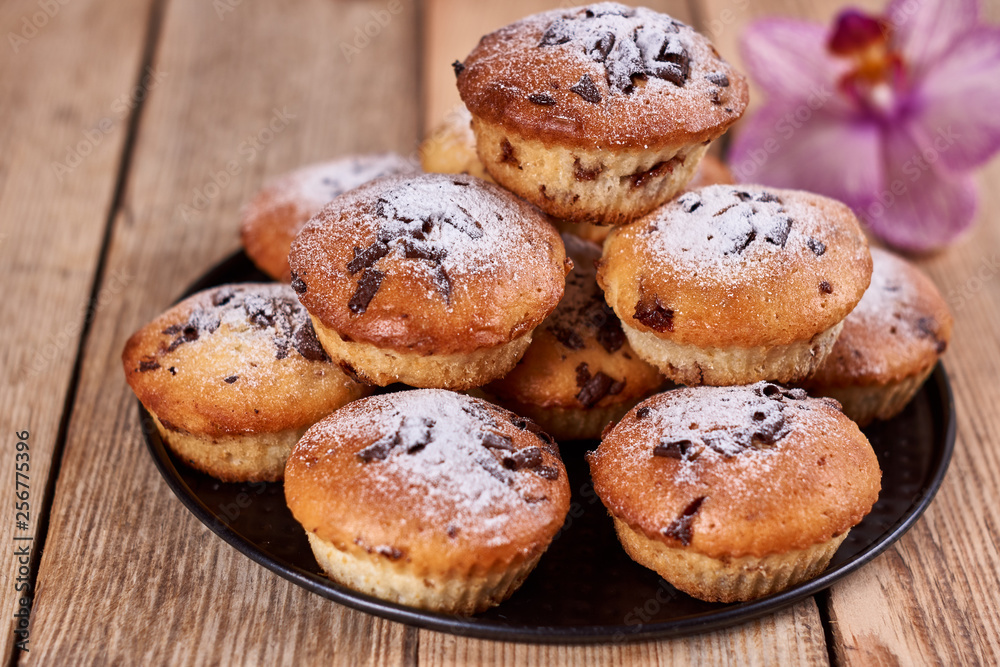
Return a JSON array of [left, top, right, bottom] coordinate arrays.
[[762, 215, 792, 247], [569, 74, 602, 103], [292, 321, 330, 362], [348, 268, 384, 315], [783, 387, 808, 400], [509, 416, 557, 448], [662, 496, 706, 546], [730, 229, 757, 255], [482, 432, 514, 452], [575, 362, 591, 387], [755, 192, 782, 203], [224, 375, 238, 384], [819, 281, 833, 294], [549, 324, 585, 350], [168, 366, 176, 375], [447, 525, 460, 538], [503, 446, 543, 470], [573, 157, 604, 182], [401, 238, 446, 262], [539, 19, 573, 47], [576, 372, 623, 408], [499, 138, 518, 165], [290, 273, 307, 294], [759, 383, 783, 399], [705, 72, 729, 87], [535, 465, 559, 480], [138, 359, 160, 372], [347, 241, 389, 274], [734, 191, 752, 201], [357, 432, 400, 461], [653, 439, 697, 460], [376, 546, 403, 560], [628, 160, 672, 188], [636, 406, 652, 419], [451, 60, 465, 76], [634, 294, 674, 332], [807, 238, 826, 256], [677, 192, 701, 213], [212, 289, 235, 306], [596, 315, 625, 353], [528, 93, 556, 106], [162, 324, 183, 335]]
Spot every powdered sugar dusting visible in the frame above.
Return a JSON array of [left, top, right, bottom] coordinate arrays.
[[308, 390, 560, 545], [644, 185, 824, 280]]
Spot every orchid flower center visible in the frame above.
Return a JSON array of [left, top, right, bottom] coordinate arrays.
[[828, 9, 906, 117]]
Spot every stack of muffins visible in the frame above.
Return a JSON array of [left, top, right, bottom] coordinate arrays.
[[123, 3, 953, 613]]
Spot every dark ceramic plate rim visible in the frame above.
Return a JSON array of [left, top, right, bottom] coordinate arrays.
[[140, 251, 957, 644]]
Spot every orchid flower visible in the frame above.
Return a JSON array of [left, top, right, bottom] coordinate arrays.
[[729, 0, 1000, 252]]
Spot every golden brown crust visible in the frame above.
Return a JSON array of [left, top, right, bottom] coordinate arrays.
[[487, 235, 662, 410], [599, 185, 873, 347], [456, 4, 748, 150], [588, 382, 881, 560], [804, 248, 953, 388], [122, 284, 368, 438], [285, 390, 571, 573], [288, 173, 568, 355], [419, 106, 493, 182], [239, 155, 420, 281]]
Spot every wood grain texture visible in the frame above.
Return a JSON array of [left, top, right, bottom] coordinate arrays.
[[0, 0, 155, 660], [695, 0, 1000, 663], [417, 600, 828, 666], [25, 0, 420, 663]]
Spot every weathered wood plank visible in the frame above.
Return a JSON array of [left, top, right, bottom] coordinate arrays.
[[0, 0, 155, 660], [25, 0, 420, 663]]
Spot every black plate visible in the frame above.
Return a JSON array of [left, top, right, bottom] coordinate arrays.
[[140, 251, 956, 643]]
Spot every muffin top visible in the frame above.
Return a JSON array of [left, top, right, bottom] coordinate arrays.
[[240, 154, 420, 282], [487, 234, 662, 409], [285, 390, 571, 568], [599, 185, 872, 347], [456, 3, 748, 149], [122, 284, 366, 437], [588, 382, 881, 559], [806, 248, 953, 387], [289, 173, 568, 355]]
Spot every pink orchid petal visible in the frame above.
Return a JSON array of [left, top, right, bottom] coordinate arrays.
[[729, 104, 883, 213], [740, 18, 851, 109], [912, 27, 1000, 170], [886, 0, 980, 76], [859, 122, 978, 252]]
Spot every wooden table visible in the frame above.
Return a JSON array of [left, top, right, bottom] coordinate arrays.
[[3, 0, 998, 663]]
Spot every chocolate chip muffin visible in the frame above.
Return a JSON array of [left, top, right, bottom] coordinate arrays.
[[485, 234, 663, 440], [802, 248, 953, 426], [122, 284, 369, 481], [599, 185, 873, 385], [288, 173, 569, 389], [588, 382, 881, 602], [284, 389, 571, 614], [455, 3, 748, 225], [240, 154, 420, 282]]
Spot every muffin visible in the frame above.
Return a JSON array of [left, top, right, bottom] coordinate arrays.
[[288, 173, 569, 389], [552, 153, 735, 244], [419, 105, 493, 182], [455, 3, 748, 224], [122, 284, 369, 481], [588, 382, 881, 602], [284, 389, 571, 614], [240, 154, 420, 281], [802, 248, 953, 426], [485, 234, 663, 439], [598, 185, 873, 385]]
